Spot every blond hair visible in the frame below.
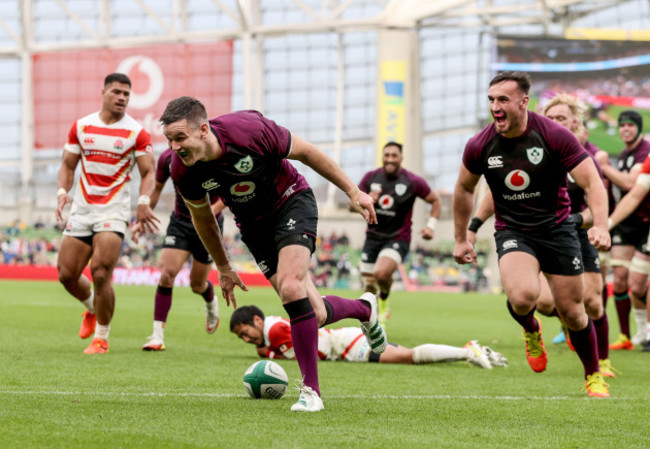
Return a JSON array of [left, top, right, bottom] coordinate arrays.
[[542, 93, 587, 136]]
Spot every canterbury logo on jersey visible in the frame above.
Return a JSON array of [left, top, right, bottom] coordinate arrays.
[[202, 179, 220, 190], [487, 156, 503, 168]]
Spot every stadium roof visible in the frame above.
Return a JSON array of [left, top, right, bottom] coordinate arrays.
[[0, 0, 626, 55]]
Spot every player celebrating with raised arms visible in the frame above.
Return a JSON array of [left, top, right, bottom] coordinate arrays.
[[55, 73, 159, 354], [160, 96, 386, 412], [453, 71, 611, 397]]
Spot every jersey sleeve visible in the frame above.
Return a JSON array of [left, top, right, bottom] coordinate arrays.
[[156, 150, 172, 184], [411, 173, 432, 199], [134, 129, 153, 158], [259, 115, 292, 159], [267, 321, 295, 359], [63, 121, 81, 154], [538, 116, 588, 171], [358, 171, 373, 194], [462, 135, 484, 175]]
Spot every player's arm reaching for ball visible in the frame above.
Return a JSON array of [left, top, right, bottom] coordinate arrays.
[[183, 194, 248, 307], [452, 164, 482, 264]]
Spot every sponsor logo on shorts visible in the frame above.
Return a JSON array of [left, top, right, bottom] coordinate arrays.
[[165, 236, 176, 246], [573, 257, 581, 270], [103, 222, 113, 229], [202, 179, 220, 191], [526, 147, 543, 165], [502, 239, 518, 250], [594, 257, 601, 270], [487, 156, 503, 168], [612, 234, 622, 244], [395, 183, 407, 196], [286, 218, 296, 230], [258, 260, 269, 274], [361, 252, 368, 261], [234, 155, 253, 173], [392, 242, 400, 249]]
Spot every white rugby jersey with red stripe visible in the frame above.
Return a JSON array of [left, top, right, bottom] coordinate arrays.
[[64, 112, 153, 221], [262, 316, 366, 361]]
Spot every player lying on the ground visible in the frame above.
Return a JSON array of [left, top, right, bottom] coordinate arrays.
[[230, 305, 508, 369]]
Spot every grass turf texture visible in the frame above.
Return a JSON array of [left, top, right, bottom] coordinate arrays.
[[1, 280, 649, 448]]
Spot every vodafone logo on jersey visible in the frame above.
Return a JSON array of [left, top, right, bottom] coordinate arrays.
[[504, 170, 530, 191], [378, 194, 394, 209], [117, 56, 164, 109], [231, 181, 256, 196]]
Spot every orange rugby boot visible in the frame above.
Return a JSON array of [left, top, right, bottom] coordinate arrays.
[[79, 311, 96, 339], [83, 338, 109, 354], [524, 316, 548, 373]]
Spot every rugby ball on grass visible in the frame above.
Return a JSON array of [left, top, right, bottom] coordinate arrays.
[[243, 360, 288, 399]]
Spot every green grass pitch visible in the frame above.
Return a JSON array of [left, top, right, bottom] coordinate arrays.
[[1, 280, 649, 448]]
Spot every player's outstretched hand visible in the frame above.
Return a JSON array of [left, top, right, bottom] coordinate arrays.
[[453, 241, 477, 265], [130, 222, 144, 244], [588, 225, 611, 251], [55, 193, 70, 222], [349, 190, 378, 225], [420, 227, 434, 240], [136, 204, 160, 234], [218, 268, 249, 309]]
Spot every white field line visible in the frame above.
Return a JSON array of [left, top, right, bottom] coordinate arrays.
[[0, 390, 640, 400]]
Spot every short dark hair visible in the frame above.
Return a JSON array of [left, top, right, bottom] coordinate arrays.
[[489, 71, 531, 95], [104, 73, 131, 88], [159, 96, 208, 128], [229, 305, 265, 332], [383, 141, 403, 153]]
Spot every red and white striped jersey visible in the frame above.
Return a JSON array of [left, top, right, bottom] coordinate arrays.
[[262, 316, 367, 361], [64, 111, 153, 221]]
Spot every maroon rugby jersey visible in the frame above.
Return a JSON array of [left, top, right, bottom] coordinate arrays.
[[615, 139, 650, 224], [157, 148, 222, 222], [463, 111, 588, 231], [359, 167, 431, 241], [567, 144, 604, 214], [171, 110, 310, 226]]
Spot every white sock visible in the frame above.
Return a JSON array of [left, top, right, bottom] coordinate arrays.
[[412, 344, 467, 364], [153, 320, 165, 340], [82, 291, 95, 314], [95, 324, 110, 340], [634, 308, 647, 335]]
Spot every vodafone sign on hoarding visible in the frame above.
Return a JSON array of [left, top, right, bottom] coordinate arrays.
[[33, 41, 233, 149]]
